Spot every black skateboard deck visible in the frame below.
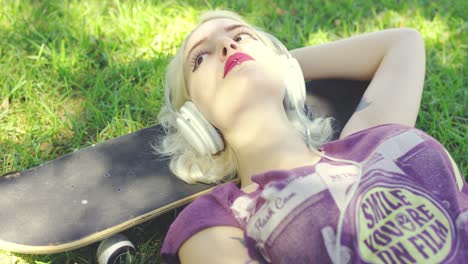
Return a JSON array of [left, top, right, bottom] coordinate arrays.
[[0, 79, 367, 255]]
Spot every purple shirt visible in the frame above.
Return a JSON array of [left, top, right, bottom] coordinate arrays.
[[161, 124, 468, 263]]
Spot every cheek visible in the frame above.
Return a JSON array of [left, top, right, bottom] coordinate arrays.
[[188, 65, 219, 123], [255, 48, 286, 76]]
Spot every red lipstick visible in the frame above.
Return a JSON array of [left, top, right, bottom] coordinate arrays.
[[224, 52, 255, 78]]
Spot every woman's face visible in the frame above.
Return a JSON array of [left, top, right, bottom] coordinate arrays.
[[183, 18, 287, 132]]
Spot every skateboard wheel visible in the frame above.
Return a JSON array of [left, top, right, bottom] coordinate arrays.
[[97, 234, 136, 264]]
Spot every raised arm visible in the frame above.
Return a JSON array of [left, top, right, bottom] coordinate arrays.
[[290, 28, 426, 139]]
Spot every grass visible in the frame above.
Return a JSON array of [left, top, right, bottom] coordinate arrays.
[[0, 0, 466, 263]]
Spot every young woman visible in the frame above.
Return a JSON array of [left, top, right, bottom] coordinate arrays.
[[156, 10, 467, 264]]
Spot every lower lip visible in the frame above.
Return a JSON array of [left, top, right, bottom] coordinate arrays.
[[224, 57, 254, 78]]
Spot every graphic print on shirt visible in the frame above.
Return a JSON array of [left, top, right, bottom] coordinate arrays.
[[355, 129, 456, 263], [244, 173, 327, 246], [316, 163, 359, 211], [232, 164, 360, 262], [357, 185, 454, 263]]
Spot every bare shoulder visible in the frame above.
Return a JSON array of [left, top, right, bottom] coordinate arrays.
[[179, 226, 258, 264]]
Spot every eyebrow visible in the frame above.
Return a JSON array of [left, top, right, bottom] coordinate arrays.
[[185, 24, 250, 62]]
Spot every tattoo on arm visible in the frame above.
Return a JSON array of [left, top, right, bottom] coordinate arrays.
[[355, 97, 371, 112], [230, 236, 245, 246]]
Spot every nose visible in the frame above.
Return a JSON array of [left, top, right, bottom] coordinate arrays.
[[218, 38, 239, 61]]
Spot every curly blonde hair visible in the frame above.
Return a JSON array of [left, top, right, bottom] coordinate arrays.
[[154, 10, 334, 184]]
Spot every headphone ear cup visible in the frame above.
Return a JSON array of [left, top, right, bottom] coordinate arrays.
[[283, 58, 306, 115], [176, 102, 224, 155]]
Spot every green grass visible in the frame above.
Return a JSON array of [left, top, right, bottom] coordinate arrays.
[[0, 0, 466, 263]]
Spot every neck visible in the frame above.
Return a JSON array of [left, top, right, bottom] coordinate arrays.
[[222, 103, 321, 189]]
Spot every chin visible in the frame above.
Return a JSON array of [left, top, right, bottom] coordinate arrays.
[[211, 67, 285, 128]]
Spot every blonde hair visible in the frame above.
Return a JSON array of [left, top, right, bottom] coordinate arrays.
[[155, 10, 334, 184]]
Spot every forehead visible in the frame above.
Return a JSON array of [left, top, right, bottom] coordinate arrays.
[[184, 18, 245, 52]]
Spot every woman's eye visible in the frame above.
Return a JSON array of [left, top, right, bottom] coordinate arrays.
[[192, 53, 208, 72], [196, 54, 205, 66], [234, 33, 251, 42]]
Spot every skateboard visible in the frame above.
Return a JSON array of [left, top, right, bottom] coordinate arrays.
[[0, 79, 367, 263]]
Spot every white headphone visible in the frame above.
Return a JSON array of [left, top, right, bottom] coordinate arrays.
[[164, 54, 306, 155]]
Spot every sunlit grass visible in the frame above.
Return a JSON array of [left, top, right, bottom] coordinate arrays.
[[1, 0, 466, 263]]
